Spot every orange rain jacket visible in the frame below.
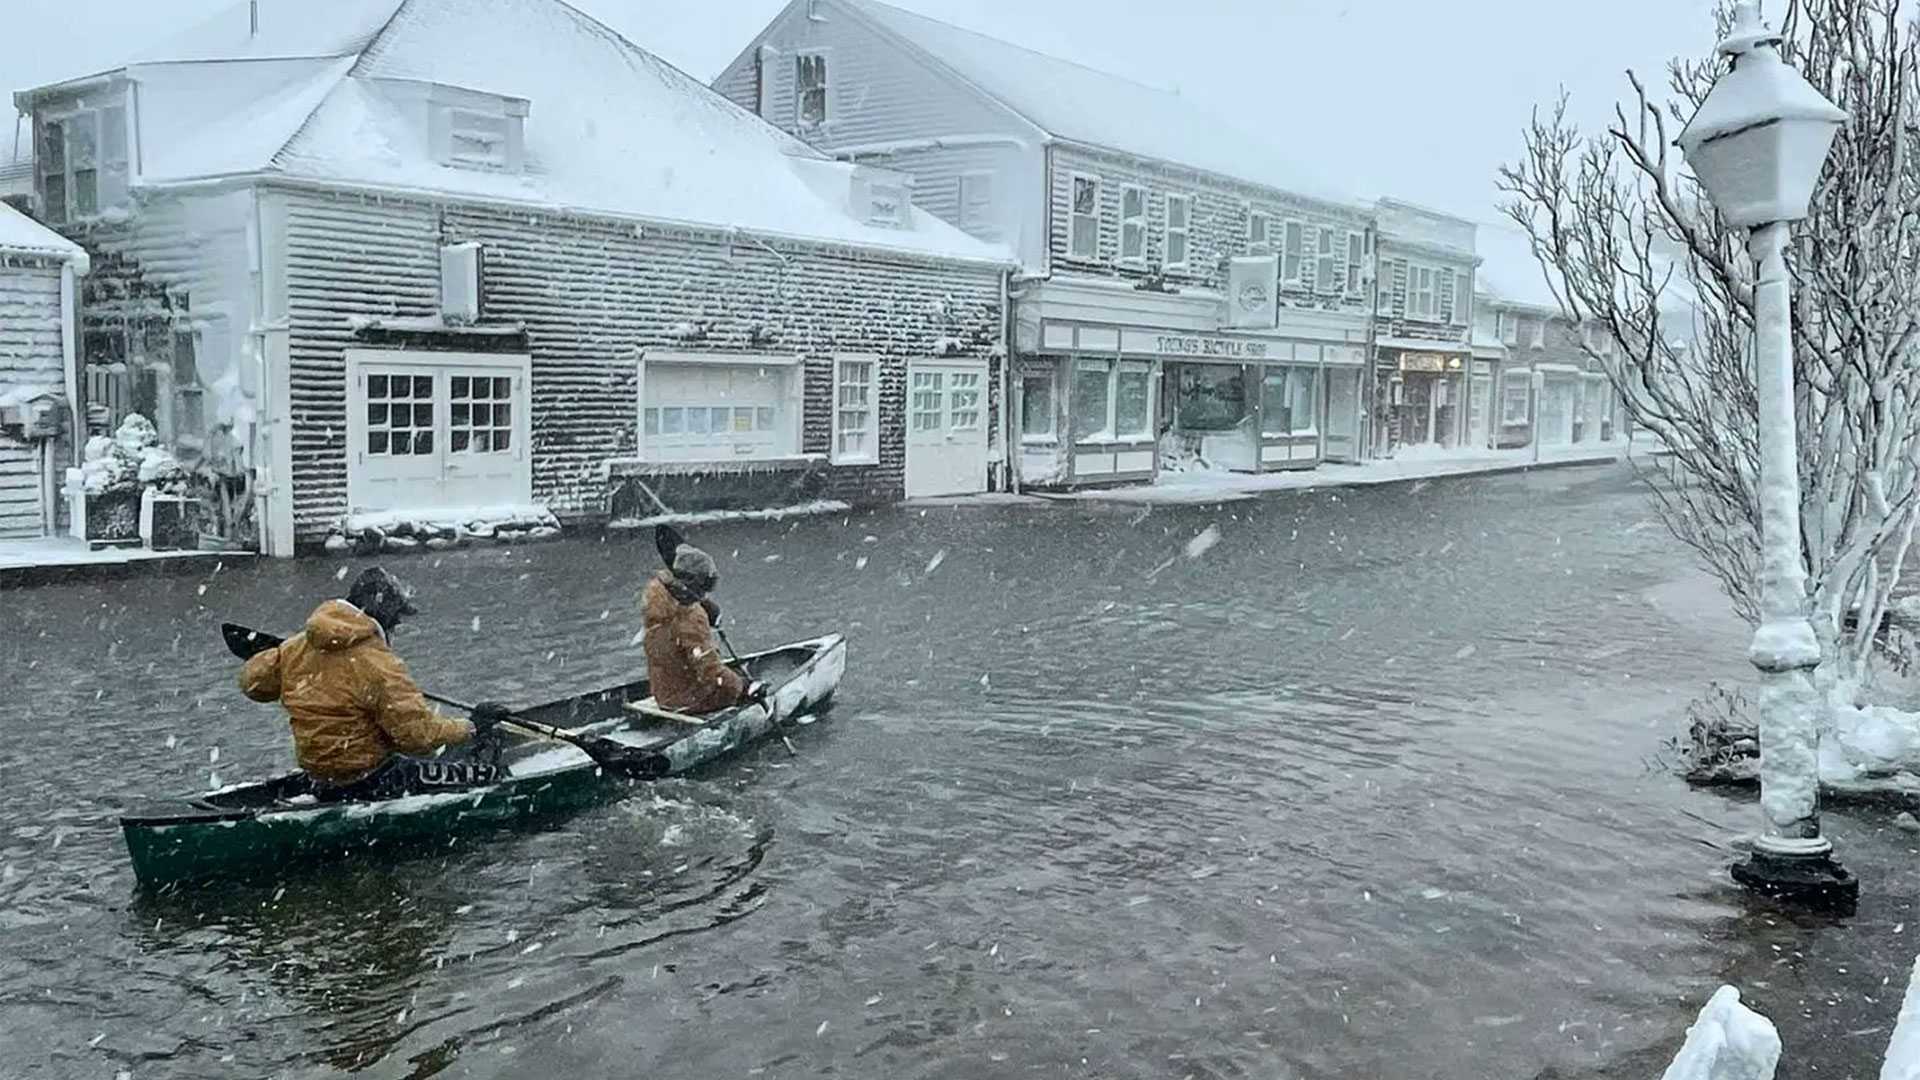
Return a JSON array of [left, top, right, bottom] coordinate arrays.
[[641, 571, 746, 715], [239, 600, 473, 782]]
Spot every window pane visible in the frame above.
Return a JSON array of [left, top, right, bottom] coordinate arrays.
[[644, 408, 659, 435], [391, 431, 411, 455], [1073, 177, 1098, 215], [495, 429, 511, 451], [1071, 363, 1110, 440], [1123, 187, 1143, 217], [74, 169, 97, 216], [369, 431, 389, 455], [452, 376, 470, 398], [757, 406, 775, 430], [1123, 223, 1143, 260], [494, 377, 511, 398], [40, 119, 63, 171], [689, 407, 710, 434], [1176, 364, 1246, 432], [1168, 198, 1188, 228], [369, 403, 388, 426], [1116, 368, 1151, 437], [493, 404, 511, 427], [734, 407, 754, 433], [389, 377, 411, 400], [43, 173, 65, 224], [1290, 368, 1317, 427], [1072, 217, 1097, 257], [473, 430, 491, 453], [452, 430, 470, 453], [1262, 372, 1290, 434], [1021, 375, 1054, 437], [369, 374, 389, 398], [414, 376, 433, 398], [1167, 232, 1188, 266], [662, 407, 683, 434], [712, 407, 732, 433], [414, 430, 432, 455], [451, 403, 470, 427], [414, 403, 433, 428]]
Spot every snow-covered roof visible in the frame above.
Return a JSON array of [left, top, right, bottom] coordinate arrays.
[[0, 201, 88, 268], [838, 0, 1357, 209], [1475, 223, 1560, 311], [18, 0, 1008, 264]]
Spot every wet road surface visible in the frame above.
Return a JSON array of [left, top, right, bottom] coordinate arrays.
[[5, 465, 1919, 1079]]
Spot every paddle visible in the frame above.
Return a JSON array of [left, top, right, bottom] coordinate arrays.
[[220, 623, 670, 780]]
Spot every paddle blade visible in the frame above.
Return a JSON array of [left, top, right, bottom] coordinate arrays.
[[222, 623, 284, 661], [654, 524, 685, 568]]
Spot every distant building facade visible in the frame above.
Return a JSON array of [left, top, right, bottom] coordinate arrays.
[[721, 0, 1375, 489]]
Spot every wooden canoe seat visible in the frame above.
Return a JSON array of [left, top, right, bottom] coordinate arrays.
[[623, 697, 711, 727]]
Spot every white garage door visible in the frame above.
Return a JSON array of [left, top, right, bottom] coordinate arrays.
[[346, 350, 533, 515], [640, 359, 797, 462], [905, 361, 988, 499]]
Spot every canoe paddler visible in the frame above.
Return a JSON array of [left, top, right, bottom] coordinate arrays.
[[641, 544, 767, 715], [239, 566, 512, 801]]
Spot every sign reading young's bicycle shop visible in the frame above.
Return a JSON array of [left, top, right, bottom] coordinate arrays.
[[1120, 330, 1271, 361]]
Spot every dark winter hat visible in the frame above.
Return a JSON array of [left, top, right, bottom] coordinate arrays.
[[671, 545, 718, 597], [346, 566, 419, 622]]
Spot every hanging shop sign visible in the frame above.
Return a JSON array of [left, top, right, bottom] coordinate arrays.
[[1399, 352, 1463, 373], [1227, 256, 1279, 329], [1122, 329, 1270, 360]]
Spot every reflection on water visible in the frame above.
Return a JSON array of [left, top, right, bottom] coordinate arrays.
[[1, 468, 1909, 1078]]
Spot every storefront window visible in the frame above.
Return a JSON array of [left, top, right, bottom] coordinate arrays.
[[1072, 360, 1111, 441], [1021, 371, 1056, 440], [1115, 362, 1152, 437], [1260, 367, 1319, 435], [1175, 364, 1246, 432]]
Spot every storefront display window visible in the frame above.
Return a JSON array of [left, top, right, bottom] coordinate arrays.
[[1072, 359, 1154, 442], [1072, 360, 1112, 441], [1501, 374, 1531, 424], [1260, 367, 1319, 436], [1021, 371, 1056, 440], [1175, 364, 1246, 432]]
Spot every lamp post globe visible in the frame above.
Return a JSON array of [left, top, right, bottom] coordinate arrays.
[[1676, 2, 1856, 908]]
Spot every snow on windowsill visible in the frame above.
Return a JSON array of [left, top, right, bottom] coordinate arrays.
[[1075, 434, 1155, 448], [345, 503, 555, 532], [606, 453, 827, 476], [831, 454, 879, 468]]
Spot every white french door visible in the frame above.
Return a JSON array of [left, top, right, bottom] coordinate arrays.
[[346, 350, 532, 516], [905, 361, 988, 498]]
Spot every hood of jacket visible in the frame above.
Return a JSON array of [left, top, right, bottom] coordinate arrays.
[[303, 599, 386, 652], [645, 568, 705, 612]]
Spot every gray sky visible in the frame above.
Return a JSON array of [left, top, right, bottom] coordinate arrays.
[[3, 0, 1719, 220]]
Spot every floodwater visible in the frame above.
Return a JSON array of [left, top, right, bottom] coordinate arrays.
[[5, 466, 1919, 1080]]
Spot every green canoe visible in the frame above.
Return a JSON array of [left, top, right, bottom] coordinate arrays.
[[120, 634, 846, 887]]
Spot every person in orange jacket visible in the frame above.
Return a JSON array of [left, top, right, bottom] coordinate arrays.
[[240, 567, 510, 800]]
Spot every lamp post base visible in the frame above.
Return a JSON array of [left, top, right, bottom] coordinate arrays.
[[1732, 837, 1859, 910]]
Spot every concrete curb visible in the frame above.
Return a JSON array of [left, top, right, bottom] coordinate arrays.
[[1, 551, 251, 591], [1018, 451, 1629, 506]]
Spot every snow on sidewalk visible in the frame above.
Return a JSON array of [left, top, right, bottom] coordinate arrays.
[[1038, 443, 1633, 506], [0, 536, 240, 572]]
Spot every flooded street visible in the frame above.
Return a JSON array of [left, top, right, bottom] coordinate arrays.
[[5, 466, 1919, 1079]]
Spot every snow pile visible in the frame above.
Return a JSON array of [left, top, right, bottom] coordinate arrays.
[[0, 201, 87, 266], [606, 499, 850, 531], [324, 504, 561, 555], [1885, 956, 1920, 1080], [1658, 986, 1780, 1080], [78, 415, 185, 497]]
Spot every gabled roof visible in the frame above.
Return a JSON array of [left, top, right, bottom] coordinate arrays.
[[834, 0, 1354, 209], [0, 201, 88, 268], [17, 0, 1006, 263]]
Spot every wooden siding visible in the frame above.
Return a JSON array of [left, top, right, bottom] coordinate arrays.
[[276, 187, 1003, 542], [0, 258, 64, 538], [714, 0, 1030, 151], [1045, 144, 1372, 318]]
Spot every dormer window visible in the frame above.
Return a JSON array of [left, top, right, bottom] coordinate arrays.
[[372, 78, 528, 175], [36, 87, 131, 224], [449, 109, 511, 170]]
